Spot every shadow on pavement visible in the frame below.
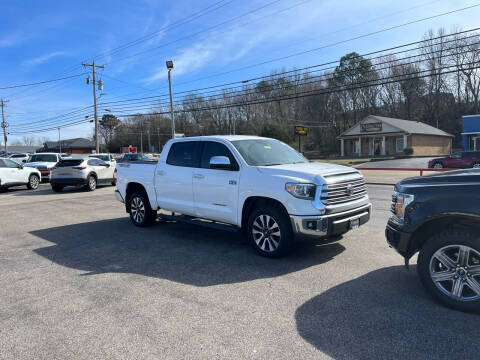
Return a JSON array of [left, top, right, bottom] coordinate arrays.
[[295, 266, 480, 360], [30, 217, 345, 286], [11, 185, 114, 196]]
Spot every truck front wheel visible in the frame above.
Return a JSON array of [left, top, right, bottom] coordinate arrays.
[[247, 204, 293, 258], [417, 230, 480, 313], [128, 192, 156, 227]]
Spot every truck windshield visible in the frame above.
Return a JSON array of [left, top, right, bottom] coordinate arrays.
[[28, 154, 58, 162], [231, 139, 308, 166]]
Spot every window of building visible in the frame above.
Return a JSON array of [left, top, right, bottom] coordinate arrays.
[[395, 138, 404, 153], [350, 140, 358, 154]]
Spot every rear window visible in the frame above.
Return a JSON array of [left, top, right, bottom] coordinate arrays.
[[167, 141, 199, 167], [56, 160, 84, 167], [89, 155, 110, 161], [29, 154, 58, 162]]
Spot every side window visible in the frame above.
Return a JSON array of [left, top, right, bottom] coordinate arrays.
[[4, 159, 20, 168], [87, 159, 98, 166], [0, 159, 6, 168], [200, 141, 239, 170], [166, 141, 199, 167]]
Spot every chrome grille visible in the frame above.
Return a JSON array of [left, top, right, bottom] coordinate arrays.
[[321, 177, 367, 205], [391, 193, 398, 214]]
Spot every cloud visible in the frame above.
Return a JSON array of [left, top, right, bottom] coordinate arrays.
[[0, 31, 29, 47], [22, 51, 67, 68], [143, 1, 328, 84]]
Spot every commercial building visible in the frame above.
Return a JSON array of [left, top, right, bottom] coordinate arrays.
[[337, 115, 453, 157], [462, 115, 480, 151], [37, 138, 95, 155]]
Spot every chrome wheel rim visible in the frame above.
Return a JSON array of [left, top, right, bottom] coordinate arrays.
[[429, 245, 480, 302], [89, 177, 96, 190], [30, 176, 39, 189], [252, 214, 281, 252], [433, 163, 443, 169], [130, 196, 145, 224]]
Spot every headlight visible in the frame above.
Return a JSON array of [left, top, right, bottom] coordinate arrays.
[[392, 192, 414, 219], [285, 183, 316, 200]]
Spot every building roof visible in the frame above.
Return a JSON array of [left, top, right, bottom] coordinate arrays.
[[2, 145, 38, 153], [43, 138, 95, 149], [338, 115, 454, 138]]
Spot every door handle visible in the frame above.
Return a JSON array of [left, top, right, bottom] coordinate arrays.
[[157, 170, 166, 176], [193, 174, 204, 179]]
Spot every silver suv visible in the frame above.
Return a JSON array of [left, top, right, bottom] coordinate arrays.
[[50, 157, 115, 192]]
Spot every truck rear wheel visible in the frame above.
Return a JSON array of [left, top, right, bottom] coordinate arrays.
[[247, 204, 293, 258], [417, 230, 480, 313], [128, 191, 156, 227]]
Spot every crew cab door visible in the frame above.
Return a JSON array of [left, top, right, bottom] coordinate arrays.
[[0, 159, 14, 184], [3, 159, 28, 183], [192, 141, 240, 225], [155, 141, 201, 216]]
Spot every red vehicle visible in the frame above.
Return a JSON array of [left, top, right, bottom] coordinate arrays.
[[428, 151, 480, 169]]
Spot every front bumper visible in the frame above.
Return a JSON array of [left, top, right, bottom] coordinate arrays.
[[40, 170, 51, 181], [50, 177, 87, 186], [290, 203, 371, 238], [385, 222, 413, 257]]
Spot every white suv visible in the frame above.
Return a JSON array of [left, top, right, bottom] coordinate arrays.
[[50, 157, 115, 192], [0, 158, 41, 190]]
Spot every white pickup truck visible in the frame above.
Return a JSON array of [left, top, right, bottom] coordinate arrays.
[[115, 136, 371, 257]]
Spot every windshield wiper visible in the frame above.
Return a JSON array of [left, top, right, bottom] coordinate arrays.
[[263, 163, 283, 166]]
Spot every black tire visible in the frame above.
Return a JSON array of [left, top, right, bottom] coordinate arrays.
[[128, 191, 156, 227], [432, 162, 444, 169], [84, 175, 97, 191], [247, 204, 293, 258], [27, 174, 40, 190], [51, 184, 64, 192], [417, 229, 480, 313]]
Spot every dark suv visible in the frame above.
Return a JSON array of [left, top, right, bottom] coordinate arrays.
[[386, 169, 480, 312], [428, 151, 480, 169]]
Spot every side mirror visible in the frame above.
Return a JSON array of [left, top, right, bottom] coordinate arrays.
[[22, 159, 27, 163], [105, 163, 110, 168], [209, 156, 231, 170], [18, 164, 24, 169]]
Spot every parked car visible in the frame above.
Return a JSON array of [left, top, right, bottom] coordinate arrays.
[[119, 153, 153, 162], [5, 153, 30, 164], [115, 136, 372, 257], [24, 153, 68, 181], [386, 169, 480, 312], [50, 157, 115, 192], [428, 151, 480, 169], [0, 158, 41, 190], [88, 153, 116, 168]]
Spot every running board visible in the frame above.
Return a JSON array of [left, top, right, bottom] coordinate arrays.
[[158, 213, 240, 233]]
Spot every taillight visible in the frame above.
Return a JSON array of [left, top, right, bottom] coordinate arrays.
[[113, 168, 117, 184], [73, 166, 87, 170]]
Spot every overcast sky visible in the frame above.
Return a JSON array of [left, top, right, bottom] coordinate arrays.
[[1, 0, 478, 144]]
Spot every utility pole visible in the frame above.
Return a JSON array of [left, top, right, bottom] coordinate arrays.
[[82, 61, 104, 153], [1, 99, 9, 153], [140, 131, 143, 153], [166, 60, 175, 139], [58, 127, 62, 153], [147, 129, 151, 153]]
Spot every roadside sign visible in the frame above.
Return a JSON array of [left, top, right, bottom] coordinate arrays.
[[294, 125, 308, 136]]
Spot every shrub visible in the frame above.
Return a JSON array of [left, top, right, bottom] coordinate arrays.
[[404, 148, 414, 156]]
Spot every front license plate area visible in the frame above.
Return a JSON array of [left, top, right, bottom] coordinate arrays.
[[350, 218, 360, 230]]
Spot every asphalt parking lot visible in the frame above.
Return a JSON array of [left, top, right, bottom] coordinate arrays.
[[1, 184, 479, 359]]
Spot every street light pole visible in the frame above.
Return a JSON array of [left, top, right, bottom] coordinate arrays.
[[166, 60, 175, 139]]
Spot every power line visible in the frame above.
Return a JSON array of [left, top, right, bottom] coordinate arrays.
[[0, 73, 86, 90]]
